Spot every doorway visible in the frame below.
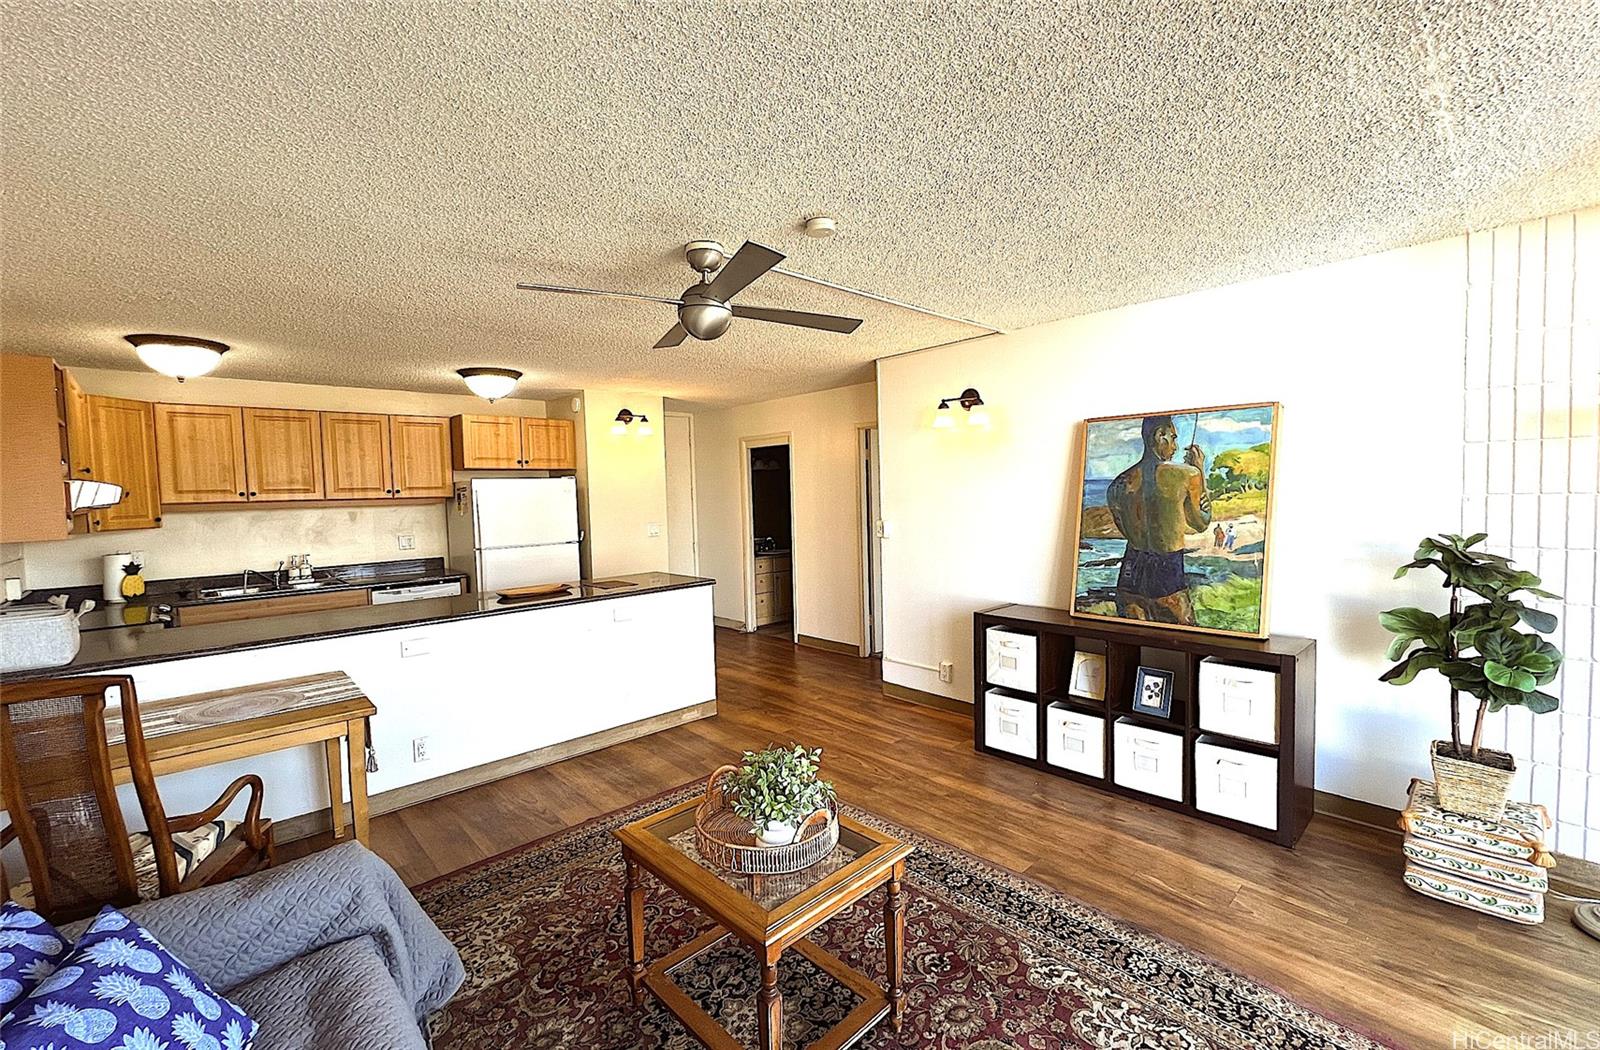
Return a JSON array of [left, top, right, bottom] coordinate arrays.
[[859, 426, 884, 656], [741, 436, 794, 637], [663, 412, 699, 576]]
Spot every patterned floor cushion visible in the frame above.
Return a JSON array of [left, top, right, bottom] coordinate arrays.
[[9, 820, 235, 909]]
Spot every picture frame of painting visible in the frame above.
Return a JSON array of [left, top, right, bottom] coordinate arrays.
[[1132, 666, 1176, 719], [1069, 401, 1279, 638], [1068, 650, 1107, 701]]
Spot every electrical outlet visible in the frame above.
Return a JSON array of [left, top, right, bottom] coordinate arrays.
[[646, 522, 661, 537], [412, 736, 431, 763], [938, 660, 954, 683], [397, 534, 416, 551]]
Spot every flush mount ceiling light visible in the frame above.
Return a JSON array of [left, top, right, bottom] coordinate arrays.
[[934, 387, 988, 428], [802, 214, 838, 239], [125, 334, 228, 382], [612, 408, 652, 436], [457, 367, 521, 402]]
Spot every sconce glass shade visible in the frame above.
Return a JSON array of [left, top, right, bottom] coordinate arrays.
[[457, 367, 521, 402], [611, 420, 628, 436], [933, 401, 956, 429], [125, 334, 228, 382], [967, 406, 990, 427], [637, 414, 653, 437]]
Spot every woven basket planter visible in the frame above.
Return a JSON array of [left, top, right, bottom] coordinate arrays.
[[1431, 741, 1515, 820]]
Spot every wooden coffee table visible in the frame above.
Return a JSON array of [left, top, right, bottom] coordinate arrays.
[[615, 795, 914, 1050]]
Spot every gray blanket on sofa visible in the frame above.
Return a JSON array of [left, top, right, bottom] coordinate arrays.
[[64, 841, 464, 1050]]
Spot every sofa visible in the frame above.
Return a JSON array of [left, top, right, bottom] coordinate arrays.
[[62, 840, 465, 1050]]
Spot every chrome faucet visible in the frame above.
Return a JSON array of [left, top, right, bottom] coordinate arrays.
[[241, 568, 278, 591]]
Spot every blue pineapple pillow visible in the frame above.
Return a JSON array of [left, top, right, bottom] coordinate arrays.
[[0, 906, 257, 1050], [0, 903, 68, 1011]]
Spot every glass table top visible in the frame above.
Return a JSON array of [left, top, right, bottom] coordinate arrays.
[[642, 803, 884, 911]]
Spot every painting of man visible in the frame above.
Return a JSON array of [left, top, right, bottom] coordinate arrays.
[[1071, 403, 1279, 637]]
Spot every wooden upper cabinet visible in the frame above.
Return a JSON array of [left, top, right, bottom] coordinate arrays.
[[523, 418, 577, 470], [390, 416, 453, 498], [85, 396, 162, 532], [322, 412, 393, 499], [155, 403, 247, 503], [63, 369, 93, 482], [452, 414, 521, 469], [243, 408, 324, 500], [0, 354, 70, 541]]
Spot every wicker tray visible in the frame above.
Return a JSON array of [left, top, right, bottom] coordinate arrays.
[[693, 764, 839, 876]]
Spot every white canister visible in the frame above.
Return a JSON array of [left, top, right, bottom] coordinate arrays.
[[102, 552, 134, 603]]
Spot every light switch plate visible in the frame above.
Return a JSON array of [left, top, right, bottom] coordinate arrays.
[[646, 522, 661, 537], [397, 534, 416, 551], [3, 577, 21, 602]]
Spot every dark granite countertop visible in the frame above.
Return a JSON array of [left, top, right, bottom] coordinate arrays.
[[0, 573, 714, 682]]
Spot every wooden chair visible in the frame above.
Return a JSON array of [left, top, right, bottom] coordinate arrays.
[[0, 675, 275, 924]]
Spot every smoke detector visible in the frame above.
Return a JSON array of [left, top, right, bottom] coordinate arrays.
[[802, 215, 838, 239]]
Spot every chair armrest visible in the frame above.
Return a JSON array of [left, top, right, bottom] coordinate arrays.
[[168, 774, 268, 850]]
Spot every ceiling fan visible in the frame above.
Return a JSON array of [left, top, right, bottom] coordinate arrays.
[[516, 240, 864, 349]]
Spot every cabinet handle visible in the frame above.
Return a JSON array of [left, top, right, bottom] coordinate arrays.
[[394, 488, 402, 495], [238, 491, 246, 497], [154, 516, 162, 523], [79, 467, 92, 475], [249, 491, 258, 497]]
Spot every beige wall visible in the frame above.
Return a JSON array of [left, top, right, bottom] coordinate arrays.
[[691, 382, 876, 647], [579, 388, 669, 577], [17, 368, 548, 588]]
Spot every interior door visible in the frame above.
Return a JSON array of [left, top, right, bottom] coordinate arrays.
[[86, 396, 162, 531], [390, 415, 453, 497], [243, 407, 324, 500], [154, 403, 247, 503], [664, 413, 698, 575], [322, 412, 393, 499], [866, 427, 884, 654]]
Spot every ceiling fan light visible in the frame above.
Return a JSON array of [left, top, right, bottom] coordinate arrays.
[[125, 334, 228, 382], [457, 367, 521, 402]]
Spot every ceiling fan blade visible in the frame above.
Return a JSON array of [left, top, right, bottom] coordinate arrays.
[[653, 323, 689, 349], [704, 242, 784, 301], [731, 304, 863, 334], [516, 282, 682, 307]]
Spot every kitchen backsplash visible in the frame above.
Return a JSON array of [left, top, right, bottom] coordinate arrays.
[[17, 504, 449, 589]]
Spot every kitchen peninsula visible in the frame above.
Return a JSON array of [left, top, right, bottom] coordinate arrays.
[[1, 573, 716, 839]]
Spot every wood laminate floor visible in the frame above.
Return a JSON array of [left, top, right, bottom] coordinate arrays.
[[285, 628, 1598, 1048]]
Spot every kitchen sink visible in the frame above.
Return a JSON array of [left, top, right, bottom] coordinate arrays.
[[197, 585, 267, 599]]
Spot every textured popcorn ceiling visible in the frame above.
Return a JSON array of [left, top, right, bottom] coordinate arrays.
[[2, 2, 1598, 407]]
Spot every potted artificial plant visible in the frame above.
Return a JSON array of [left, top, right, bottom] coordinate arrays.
[[1380, 533, 1563, 820], [727, 744, 836, 846]]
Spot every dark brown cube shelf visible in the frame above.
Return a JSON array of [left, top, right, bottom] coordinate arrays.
[[974, 604, 1317, 848]]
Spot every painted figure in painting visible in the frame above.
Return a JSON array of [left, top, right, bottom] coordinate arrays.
[[1073, 403, 1277, 637], [1104, 415, 1210, 624]]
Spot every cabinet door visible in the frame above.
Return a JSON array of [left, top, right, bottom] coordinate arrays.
[[522, 418, 578, 470], [390, 415, 453, 497], [322, 412, 393, 499], [155, 403, 247, 503], [0, 355, 70, 541], [85, 396, 162, 531], [451, 414, 521, 469], [63, 369, 94, 481], [243, 408, 324, 500]]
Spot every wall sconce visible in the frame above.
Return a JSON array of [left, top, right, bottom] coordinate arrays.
[[612, 408, 652, 436], [456, 367, 522, 402], [934, 388, 988, 428], [126, 334, 229, 382]]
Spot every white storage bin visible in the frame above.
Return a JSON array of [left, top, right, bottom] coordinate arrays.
[[1198, 658, 1279, 744], [1112, 719, 1184, 801], [983, 689, 1038, 760], [985, 628, 1037, 692], [1046, 704, 1105, 777], [1194, 738, 1279, 830]]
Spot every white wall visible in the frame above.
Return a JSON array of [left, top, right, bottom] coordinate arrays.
[[578, 388, 669, 577], [691, 382, 876, 647], [1462, 210, 1600, 861], [16, 368, 548, 588], [877, 236, 1472, 810]]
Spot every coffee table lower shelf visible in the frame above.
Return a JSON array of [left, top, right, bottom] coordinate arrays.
[[643, 927, 891, 1050]]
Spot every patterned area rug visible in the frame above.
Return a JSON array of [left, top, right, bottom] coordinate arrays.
[[416, 786, 1392, 1049]]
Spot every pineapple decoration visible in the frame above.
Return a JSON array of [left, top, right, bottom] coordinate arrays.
[[120, 558, 146, 600]]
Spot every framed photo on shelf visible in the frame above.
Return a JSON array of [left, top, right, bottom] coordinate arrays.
[[1132, 666, 1176, 719], [1068, 650, 1107, 701]]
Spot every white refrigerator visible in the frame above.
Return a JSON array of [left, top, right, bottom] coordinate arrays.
[[447, 477, 583, 592]]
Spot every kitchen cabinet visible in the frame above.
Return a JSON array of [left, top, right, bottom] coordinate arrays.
[[389, 416, 453, 497], [452, 414, 576, 470], [753, 553, 792, 626], [63, 369, 93, 482], [175, 586, 369, 627], [242, 407, 324, 501], [0, 354, 70, 541], [155, 403, 248, 503], [322, 412, 393, 499], [85, 396, 162, 532]]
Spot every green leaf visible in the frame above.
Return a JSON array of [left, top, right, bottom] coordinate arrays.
[[1484, 660, 1536, 692], [1505, 602, 1558, 634], [1393, 558, 1440, 579], [1462, 532, 1488, 548], [1523, 690, 1560, 714], [1379, 608, 1447, 648], [1380, 651, 1446, 685]]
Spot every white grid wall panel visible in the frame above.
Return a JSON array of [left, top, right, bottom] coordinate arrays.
[[1461, 208, 1600, 861]]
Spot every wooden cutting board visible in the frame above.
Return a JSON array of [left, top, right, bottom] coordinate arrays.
[[497, 582, 572, 600]]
